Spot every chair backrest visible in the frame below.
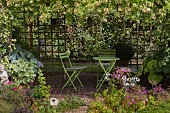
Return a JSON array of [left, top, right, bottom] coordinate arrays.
[[58, 52, 72, 69], [98, 49, 116, 57]]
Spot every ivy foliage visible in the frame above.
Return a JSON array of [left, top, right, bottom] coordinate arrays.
[[0, 0, 170, 82]]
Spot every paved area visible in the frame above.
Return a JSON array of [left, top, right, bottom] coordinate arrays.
[[45, 72, 108, 98]]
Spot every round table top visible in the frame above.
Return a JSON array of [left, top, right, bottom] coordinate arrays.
[[93, 56, 120, 61]]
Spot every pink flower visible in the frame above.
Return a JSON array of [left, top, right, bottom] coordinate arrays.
[[21, 90, 25, 94], [7, 81, 12, 85], [128, 102, 131, 105], [13, 87, 17, 91], [131, 99, 135, 104]]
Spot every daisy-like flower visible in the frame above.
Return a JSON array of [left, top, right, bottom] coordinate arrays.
[[50, 98, 59, 106]]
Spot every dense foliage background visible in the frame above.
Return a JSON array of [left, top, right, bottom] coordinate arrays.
[[0, 0, 170, 84]]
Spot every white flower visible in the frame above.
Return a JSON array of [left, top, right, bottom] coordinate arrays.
[[135, 78, 140, 82], [122, 76, 127, 81], [130, 83, 135, 87], [127, 78, 130, 82], [104, 76, 110, 81], [50, 98, 59, 106], [131, 77, 135, 81], [106, 72, 111, 77], [147, 8, 151, 12], [123, 82, 130, 87]]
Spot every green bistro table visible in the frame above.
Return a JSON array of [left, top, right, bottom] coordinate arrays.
[[93, 56, 120, 92]]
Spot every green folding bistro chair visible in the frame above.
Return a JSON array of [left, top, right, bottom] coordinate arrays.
[[96, 49, 117, 90], [59, 52, 88, 91], [98, 49, 116, 57]]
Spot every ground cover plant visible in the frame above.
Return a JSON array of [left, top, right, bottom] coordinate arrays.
[[89, 67, 170, 113], [0, 82, 86, 113], [1, 0, 170, 113]]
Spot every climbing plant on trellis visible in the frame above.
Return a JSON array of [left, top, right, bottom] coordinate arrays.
[[1, 0, 170, 74]]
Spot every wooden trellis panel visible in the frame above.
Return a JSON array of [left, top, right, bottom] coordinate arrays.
[[12, 8, 67, 75]]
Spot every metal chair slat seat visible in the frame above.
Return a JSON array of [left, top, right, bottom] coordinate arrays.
[[58, 52, 88, 91]]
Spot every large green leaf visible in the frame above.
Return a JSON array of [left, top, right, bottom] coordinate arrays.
[[148, 71, 163, 85], [144, 60, 158, 73]]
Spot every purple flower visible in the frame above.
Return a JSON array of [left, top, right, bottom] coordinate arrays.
[[127, 95, 131, 99], [112, 74, 117, 78], [127, 102, 131, 105], [116, 69, 120, 73], [127, 68, 131, 72], [38, 39, 44, 45], [121, 68, 125, 72], [37, 39, 44, 51], [152, 84, 164, 94], [37, 47, 41, 50], [141, 87, 148, 95], [37, 61, 41, 67], [153, 87, 158, 92], [117, 74, 121, 79]]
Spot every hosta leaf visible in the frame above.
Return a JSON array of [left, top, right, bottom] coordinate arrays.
[[19, 51, 25, 59], [27, 53, 34, 59], [148, 71, 163, 85], [144, 60, 158, 73], [147, 60, 158, 69]]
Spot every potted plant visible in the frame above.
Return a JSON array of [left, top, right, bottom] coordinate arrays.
[[114, 42, 134, 67]]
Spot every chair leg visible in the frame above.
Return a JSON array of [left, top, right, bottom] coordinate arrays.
[[68, 70, 84, 88], [75, 71, 84, 87], [62, 71, 77, 91]]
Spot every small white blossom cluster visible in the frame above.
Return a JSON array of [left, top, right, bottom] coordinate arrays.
[[122, 75, 140, 87], [104, 72, 111, 81], [112, 67, 140, 87]]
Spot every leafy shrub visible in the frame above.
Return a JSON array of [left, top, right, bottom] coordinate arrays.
[[88, 83, 170, 113], [0, 82, 30, 112], [139, 49, 170, 85], [56, 95, 86, 112], [4, 44, 43, 85], [137, 100, 170, 113], [31, 69, 51, 99], [31, 95, 86, 113]]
